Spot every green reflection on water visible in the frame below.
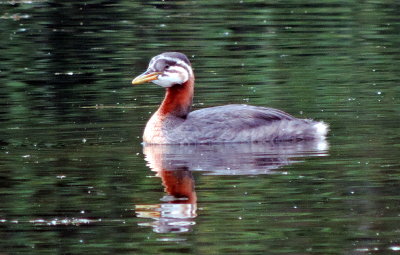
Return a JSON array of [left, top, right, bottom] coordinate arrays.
[[0, 0, 400, 254]]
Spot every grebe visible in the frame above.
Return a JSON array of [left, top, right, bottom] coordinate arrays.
[[132, 52, 328, 144]]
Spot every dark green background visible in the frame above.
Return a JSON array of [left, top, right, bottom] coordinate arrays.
[[1, 1, 399, 254]]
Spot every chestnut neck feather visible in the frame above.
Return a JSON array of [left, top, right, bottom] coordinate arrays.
[[158, 76, 194, 118]]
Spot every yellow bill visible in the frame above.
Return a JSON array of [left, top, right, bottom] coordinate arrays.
[[132, 71, 161, 85]]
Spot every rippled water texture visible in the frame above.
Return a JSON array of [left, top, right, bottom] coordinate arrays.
[[1, 1, 400, 254]]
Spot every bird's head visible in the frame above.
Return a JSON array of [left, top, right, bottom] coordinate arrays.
[[132, 52, 193, 88]]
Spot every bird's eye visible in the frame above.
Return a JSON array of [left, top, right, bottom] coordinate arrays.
[[165, 65, 170, 69]]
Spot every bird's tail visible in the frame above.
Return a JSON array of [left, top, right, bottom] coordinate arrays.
[[313, 121, 329, 139]]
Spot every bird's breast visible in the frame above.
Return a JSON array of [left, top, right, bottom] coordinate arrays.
[[143, 112, 186, 144], [143, 113, 165, 144]]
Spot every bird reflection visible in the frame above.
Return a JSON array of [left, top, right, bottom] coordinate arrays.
[[135, 166, 197, 233], [135, 140, 328, 233]]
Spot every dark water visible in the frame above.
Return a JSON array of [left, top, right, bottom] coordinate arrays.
[[1, 1, 400, 254]]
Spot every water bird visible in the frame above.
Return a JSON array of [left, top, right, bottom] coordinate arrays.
[[132, 52, 328, 144]]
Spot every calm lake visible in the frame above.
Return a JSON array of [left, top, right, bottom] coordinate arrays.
[[1, 1, 400, 254]]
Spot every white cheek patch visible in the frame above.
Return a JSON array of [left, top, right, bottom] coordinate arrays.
[[152, 66, 189, 88]]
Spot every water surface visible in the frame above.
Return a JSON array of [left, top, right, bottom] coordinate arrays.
[[1, 1, 400, 254]]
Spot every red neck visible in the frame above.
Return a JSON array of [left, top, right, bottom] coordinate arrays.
[[158, 76, 194, 118]]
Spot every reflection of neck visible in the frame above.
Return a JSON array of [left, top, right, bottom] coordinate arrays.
[[158, 76, 194, 118], [160, 168, 197, 204]]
